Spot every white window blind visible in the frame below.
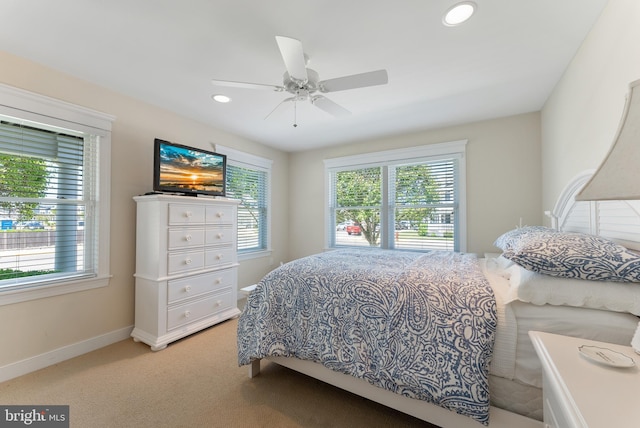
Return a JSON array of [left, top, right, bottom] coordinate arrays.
[[326, 141, 466, 252], [226, 164, 268, 252], [0, 120, 98, 289], [392, 159, 457, 251], [216, 145, 272, 257], [333, 167, 382, 248], [0, 83, 113, 305]]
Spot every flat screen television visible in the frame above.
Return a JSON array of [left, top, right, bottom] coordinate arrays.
[[153, 138, 226, 197]]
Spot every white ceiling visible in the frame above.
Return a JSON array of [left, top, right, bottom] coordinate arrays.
[[0, 0, 608, 152]]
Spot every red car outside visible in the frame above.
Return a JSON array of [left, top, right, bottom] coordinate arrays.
[[346, 223, 361, 235]]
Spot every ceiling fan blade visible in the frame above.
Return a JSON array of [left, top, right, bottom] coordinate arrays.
[[264, 96, 295, 120], [211, 79, 284, 92], [319, 69, 388, 93], [312, 96, 351, 118], [275, 36, 308, 83]]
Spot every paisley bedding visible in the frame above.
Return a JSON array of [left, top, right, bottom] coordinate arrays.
[[237, 248, 497, 425]]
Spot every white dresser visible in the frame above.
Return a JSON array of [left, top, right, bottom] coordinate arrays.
[[529, 331, 640, 428], [131, 194, 240, 351]]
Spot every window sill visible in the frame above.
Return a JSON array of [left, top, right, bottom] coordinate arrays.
[[0, 275, 111, 306], [238, 249, 272, 262]]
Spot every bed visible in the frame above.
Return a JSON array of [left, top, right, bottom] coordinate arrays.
[[237, 171, 640, 428]]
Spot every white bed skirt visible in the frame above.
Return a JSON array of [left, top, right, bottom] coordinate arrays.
[[249, 357, 543, 428]]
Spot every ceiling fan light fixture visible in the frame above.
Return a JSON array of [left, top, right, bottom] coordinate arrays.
[[212, 94, 231, 103], [443, 1, 477, 26]]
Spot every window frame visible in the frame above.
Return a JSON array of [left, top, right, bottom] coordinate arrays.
[[215, 145, 272, 261], [0, 83, 113, 306], [324, 140, 467, 252]]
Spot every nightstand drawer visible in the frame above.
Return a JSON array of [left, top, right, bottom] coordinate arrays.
[[167, 291, 234, 330], [167, 269, 235, 304], [543, 384, 567, 428]]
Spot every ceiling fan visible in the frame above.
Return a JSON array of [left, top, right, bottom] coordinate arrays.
[[211, 36, 389, 126]]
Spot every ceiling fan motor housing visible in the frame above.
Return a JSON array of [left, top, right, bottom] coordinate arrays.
[[283, 68, 320, 96]]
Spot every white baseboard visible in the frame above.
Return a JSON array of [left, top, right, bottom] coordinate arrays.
[[0, 325, 134, 383]]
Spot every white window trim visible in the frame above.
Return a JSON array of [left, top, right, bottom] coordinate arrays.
[[323, 140, 467, 251], [214, 144, 273, 261], [0, 84, 114, 306]]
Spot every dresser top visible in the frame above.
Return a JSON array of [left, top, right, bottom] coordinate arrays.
[[134, 193, 240, 204]]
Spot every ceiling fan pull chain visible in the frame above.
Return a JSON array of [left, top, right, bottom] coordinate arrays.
[[293, 99, 298, 127]]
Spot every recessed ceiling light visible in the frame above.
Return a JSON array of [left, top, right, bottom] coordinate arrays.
[[443, 1, 477, 26], [212, 94, 231, 103]]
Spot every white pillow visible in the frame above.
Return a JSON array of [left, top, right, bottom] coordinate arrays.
[[484, 254, 515, 274], [505, 264, 640, 316]]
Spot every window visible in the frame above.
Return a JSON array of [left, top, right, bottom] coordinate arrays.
[[0, 84, 113, 305], [216, 145, 272, 258], [325, 141, 466, 252]]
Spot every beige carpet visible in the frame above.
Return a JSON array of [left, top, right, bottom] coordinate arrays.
[[0, 318, 436, 427]]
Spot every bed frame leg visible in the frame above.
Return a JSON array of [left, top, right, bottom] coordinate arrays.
[[249, 359, 261, 378]]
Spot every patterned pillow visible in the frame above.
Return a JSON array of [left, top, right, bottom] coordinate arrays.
[[493, 226, 557, 251], [502, 231, 640, 282]]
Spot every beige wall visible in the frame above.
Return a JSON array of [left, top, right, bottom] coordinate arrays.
[[289, 112, 542, 259], [6, 0, 636, 374], [0, 51, 289, 368], [541, 0, 640, 214]]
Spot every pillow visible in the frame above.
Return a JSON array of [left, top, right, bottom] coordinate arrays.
[[493, 226, 556, 251], [484, 254, 515, 275], [502, 231, 640, 282], [505, 264, 640, 315]]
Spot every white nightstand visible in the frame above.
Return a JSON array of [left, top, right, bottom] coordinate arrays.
[[529, 331, 640, 428]]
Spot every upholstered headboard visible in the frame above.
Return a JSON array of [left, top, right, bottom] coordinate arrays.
[[550, 170, 640, 251]]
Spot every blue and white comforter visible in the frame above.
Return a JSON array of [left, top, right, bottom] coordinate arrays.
[[237, 249, 497, 425]]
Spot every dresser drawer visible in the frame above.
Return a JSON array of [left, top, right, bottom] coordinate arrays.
[[167, 269, 235, 304], [167, 250, 205, 274], [206, 205, 234, 224], [205, 246, 236, 268], [168, 204, 206, 225], [205, 226, 233, 246], [168, 228, 205, 250], [167, 290, 234, 330]]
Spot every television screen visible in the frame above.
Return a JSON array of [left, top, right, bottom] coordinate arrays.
[[153, 138, 226, 197]]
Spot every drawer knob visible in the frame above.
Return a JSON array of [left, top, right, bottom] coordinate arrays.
[[184, 310, 191, 318], [185, 234, 192, 242], [214, 300, 221, 307], [216, 254, 224, 260], [216, 211, 224, 218], [215, 278, 222, 284], [184, 211, 192, 218], [217, 233, 224, 239], [184, 285, 192, 293], [185, 258, 192, 265]]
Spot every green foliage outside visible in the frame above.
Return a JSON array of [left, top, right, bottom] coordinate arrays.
[[335, 165, 440, 246], [0, 153, 51, 279], [0, 268, 57, 281], [417, 222, 429, 237], [0, 153, 49, 221], [335, 167, 381, 246], [226, 164, 263, 230]]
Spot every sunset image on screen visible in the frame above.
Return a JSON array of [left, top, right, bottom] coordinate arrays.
[[158, 143, 224, 192]]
